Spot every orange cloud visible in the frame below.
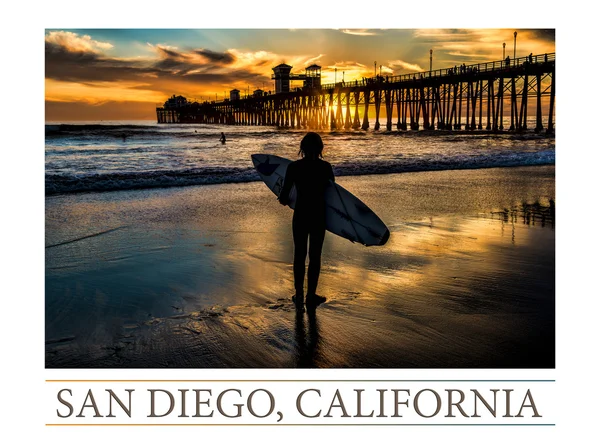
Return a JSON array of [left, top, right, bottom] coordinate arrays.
[[321, 61, 376, 83], [340, 29, 378, 36], [414, 29, 555, 62], [387, 60, 423, 73]]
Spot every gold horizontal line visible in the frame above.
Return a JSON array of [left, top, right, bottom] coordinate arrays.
[[46, 423, 555, 427]]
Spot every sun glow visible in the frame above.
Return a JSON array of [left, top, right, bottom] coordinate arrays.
[[45, 78, 165, 104]]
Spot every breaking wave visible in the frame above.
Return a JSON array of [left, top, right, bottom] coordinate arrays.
[[46, 149, 554, 196]]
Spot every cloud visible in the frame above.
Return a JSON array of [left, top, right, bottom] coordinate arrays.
[[340, 29, 378, 36], [413, 29, 472, 42], [412, 29, 556, 64], [387, 60, 423, 72], [155, 45, 184, 59], [529, 29, 555, 42], [320, 61, 372, 83], [45, 31, 113, 54], [305, 54, 325, 66], [45, 45, 161, 84], [194, 49, 236, 64], [226, 49, 324, 76], [45, 42, 281, 105], [227, 49, 277, 71], [330, 61, 367, 69]]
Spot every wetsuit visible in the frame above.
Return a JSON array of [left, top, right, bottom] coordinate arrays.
[[279, 158, 335, 295]]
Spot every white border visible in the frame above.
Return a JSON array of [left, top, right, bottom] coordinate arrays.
[[3, 1, 597, 441]]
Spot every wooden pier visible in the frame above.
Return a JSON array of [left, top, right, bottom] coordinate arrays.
[[156, 53, 555, 133]]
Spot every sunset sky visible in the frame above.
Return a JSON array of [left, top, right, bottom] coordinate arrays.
[[45, 28, 555, 121]]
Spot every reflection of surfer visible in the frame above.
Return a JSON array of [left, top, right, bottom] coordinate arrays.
[[220, 132, 226, 144], [279, 132, 334, 310]]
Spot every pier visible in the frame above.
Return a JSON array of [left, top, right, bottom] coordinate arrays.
[[156, 53, 555, 133]]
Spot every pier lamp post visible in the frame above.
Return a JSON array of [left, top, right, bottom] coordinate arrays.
[[343, 71, 345, 82], [513, 31, 517, 65], [374, 61, 377, 77], [335, 67, 337, 84], [430, 49, 433, 72], [503, 42, 506, 60]]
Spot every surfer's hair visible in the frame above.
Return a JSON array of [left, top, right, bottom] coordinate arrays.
[[299, 132, 324, 159]]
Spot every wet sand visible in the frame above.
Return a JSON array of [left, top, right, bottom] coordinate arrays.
[[45, 165, 555, 368]]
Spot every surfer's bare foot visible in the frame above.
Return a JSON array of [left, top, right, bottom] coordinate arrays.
[[292, 294, 305, 311], [306, 294, 326, 309]]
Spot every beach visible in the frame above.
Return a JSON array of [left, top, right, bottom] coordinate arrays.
[[45, 165, 555, 368]]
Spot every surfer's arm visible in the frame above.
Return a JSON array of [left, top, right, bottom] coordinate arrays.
[[328, 163, 335, 183], [279, 164, 294, 205]]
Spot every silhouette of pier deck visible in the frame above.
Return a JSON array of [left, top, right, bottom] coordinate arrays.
[[156, 53, 555, 133]]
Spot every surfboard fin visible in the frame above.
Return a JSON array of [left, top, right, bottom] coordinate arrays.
[[378, 229, 390, 246]]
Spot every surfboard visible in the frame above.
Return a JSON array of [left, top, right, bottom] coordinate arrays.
[[251, 154, 390, 246]]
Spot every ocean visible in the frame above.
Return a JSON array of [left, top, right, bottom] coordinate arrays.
[[45, 120, 555, 195]]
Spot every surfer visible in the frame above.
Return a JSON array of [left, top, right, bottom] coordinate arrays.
[[279, 132, 334, 310], [220, 132, 226, 144]]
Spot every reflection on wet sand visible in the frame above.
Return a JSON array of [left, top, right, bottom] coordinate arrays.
[[46, 166, 555, 368], [46, 210, 554, 368], [295, 309, 320, 368]]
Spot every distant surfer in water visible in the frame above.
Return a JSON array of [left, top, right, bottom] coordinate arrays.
[[279, 132, 334, 310], [220, 132, 226, 144]]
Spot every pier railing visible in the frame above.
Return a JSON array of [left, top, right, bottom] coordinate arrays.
[[319, 53, 555, 90]]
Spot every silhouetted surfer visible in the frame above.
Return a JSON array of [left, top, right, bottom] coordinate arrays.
[[279, 132, 334, 310], [220, 132, 226, 144]]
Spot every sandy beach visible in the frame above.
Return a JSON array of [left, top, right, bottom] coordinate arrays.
[[45, 165, 555, 368]]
